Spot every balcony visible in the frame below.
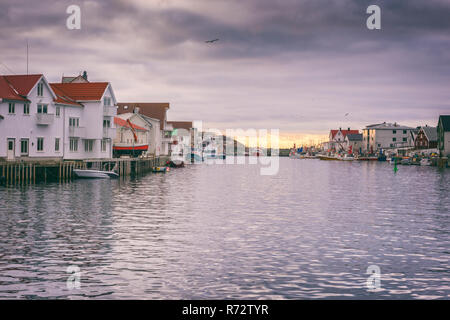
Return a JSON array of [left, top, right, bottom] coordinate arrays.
[[103, 127, 116, 139], [36, 113, 54, 125], [69, 126, 86, 138], [103, 106, 117, 117]]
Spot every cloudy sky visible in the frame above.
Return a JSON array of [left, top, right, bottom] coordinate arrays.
[[1, 0, 449, 146]]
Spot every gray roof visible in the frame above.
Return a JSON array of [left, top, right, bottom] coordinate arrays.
[[365, 122, 414, 130], [346, 133, 363, 141], [439, 115, 450, 131], [421, 126, 437, 142]]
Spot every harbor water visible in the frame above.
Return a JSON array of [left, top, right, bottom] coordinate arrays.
[[0, 158, 449, 299]]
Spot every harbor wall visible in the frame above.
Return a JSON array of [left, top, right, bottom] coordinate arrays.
[[0, 156, 170, 186]]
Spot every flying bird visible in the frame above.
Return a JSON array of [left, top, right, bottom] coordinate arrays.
[[344, 113, 349, 117], [205, 39, 219, 43]]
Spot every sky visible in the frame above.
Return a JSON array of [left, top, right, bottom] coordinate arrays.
[[1, 0, 449, 147]]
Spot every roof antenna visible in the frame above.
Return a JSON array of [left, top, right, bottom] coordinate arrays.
[[26, 39, 29, 75]]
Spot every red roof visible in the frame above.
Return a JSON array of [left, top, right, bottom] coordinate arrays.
[[330, 129, 359, 139], [114, 117, 148, 131], [0, 74, 42, 101], [50, 82, 109, 101], [50, 84, 83, 106], [117, 103, 169, 129]]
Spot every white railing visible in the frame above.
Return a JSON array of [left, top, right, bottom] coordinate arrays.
[[36, 113, 54, 125]]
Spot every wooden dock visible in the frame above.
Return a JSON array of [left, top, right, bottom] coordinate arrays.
[[0, 156, 170, 186]]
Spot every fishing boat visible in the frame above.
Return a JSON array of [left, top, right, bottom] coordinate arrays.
[[152, 166, 169, 173], [318, 155, 339, 161], [357, 156, 378, 161], [73, 169, 119, 179], [340, 154, 355, 161], [400, 158, 412, 165], [420, 158, 431, 166]]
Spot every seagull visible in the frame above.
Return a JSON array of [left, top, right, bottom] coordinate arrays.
[[344, 113, 349, 117], [205, 39, 219, 43]]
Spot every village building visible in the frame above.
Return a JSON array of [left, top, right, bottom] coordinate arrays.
[[414, 125, 438, 149], [0, 74, 62, 161], [112, 116, 149, 157], [61, 71, 89, 83], [117, 103, 171, 155], [50, 80, 117, 160], [437, 115, 450, 157], [344, 133, 363, 154], [327, 128, 359, 152], [115, 112, 161, 156], [362, 122, 415, 153], [0, 73, 117, 161]]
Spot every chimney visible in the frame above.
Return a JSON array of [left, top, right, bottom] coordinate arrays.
[[82, 71, 88, 80]]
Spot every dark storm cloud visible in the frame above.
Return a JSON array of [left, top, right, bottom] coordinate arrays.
[[0, 0, 449, 141]]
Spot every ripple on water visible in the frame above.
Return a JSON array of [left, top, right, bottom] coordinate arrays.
[[0, 159, 449, 299]]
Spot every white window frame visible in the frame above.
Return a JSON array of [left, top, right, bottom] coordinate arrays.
[[8, 102, 15, 114], [37, 137, 44, 152]]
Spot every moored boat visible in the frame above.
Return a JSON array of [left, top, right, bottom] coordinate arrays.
[[152, 166, 170, 173], [73, 169, 119, 179]]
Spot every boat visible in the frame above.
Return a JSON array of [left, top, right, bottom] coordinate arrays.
[[340, 154, 355, 161], [73, 169, 119, 179], [400, 158, 411, 165], [357, 156, 378, 161], [166, 160, 185, 168], [318, 155, 339, 160], [152, 166, 170, 173], [420, 158, 431, 166]]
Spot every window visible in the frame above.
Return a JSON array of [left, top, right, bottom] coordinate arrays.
[[55, 106, 60, 117], [104, 97, 111, 106], [8, 102, 15, 114], [393, 137, 397, 142], [84, 139, 94, 152], [101, 139, 107, 152], [55, 138, 60, 152], [23, 103, 30, 115], [403, 130, 407, 134], [70, 138, 78, 152], [20, 139, 29, 155], [37, 83, 43, 96], [69, 117, 79, 127], [37, 104, 48, 114], [103, 119, 111, 128], [403, 138, 407, 142], [393, 130, 396, 134], [37, 138, 44, 151]]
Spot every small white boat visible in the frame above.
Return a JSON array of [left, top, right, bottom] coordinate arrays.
[[420, 158, 431, 166], [73, 169, 119, 179]]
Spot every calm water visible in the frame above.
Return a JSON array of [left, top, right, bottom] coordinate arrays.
[[0, 158, 449, 299]]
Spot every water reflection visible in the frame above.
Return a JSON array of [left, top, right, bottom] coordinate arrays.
[[0, 159, 449, 299]]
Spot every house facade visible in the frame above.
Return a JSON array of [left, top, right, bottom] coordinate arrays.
[[344, 133, 363, 154], [113, 116, 149, 157], [328, 128, 359, 152], [0, 74, 64, 161], [117, 103, 171, 155], [50, 81, 117, 160], [362, 122, 415, 153], [415, 125, 437, 149], [437, 115, 450, 156]]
